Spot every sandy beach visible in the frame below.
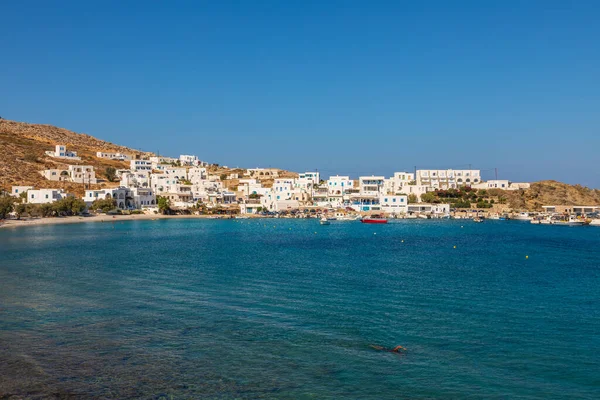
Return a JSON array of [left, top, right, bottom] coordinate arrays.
[[0, 213, 231, 229]]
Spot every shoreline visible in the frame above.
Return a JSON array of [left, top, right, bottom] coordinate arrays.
[[0, 213, 238, 229]]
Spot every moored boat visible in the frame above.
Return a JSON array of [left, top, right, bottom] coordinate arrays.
[[513, 212, 532, 221], [552, 215, 587, 226], [361, 215, 388, 224], [319, 217, 330, 225]]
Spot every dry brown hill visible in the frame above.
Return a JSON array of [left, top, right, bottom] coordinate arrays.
[[0, 119, 299, 197], [0, 119, 152, 195], [503, 180, 600, 211]]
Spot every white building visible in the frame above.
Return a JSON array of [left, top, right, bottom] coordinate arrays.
[[246, 168, 280, 178], [45, 145, 80, 160], [296, 172, 320, 189], [130, 160, 152, 172], [130, 187, 156, 208], [41, 166, 97, 184], [407, 203, 451, 216], [471, 180, 530, 191], [359, 176, 385, 196], [27, 189, 70, 204], [188, 167, 207, 183], [84, 187, 135, 209], [67, 165, 97, 184], [11, 186, 34, 197], [388, 172, 415, 194], [120, 171, 151, 188], [416, 169, 481, 189], [180, 154, 203, 166], [379, 194, 408, 214], [96, 151, 132, 161], [149, 156, 178, 165], [326, 175, 354, 195]]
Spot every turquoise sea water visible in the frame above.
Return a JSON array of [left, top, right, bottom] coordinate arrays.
[[1, 219, 599, 399]]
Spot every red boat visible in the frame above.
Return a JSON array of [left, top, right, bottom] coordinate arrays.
[[361, 216, 388, 224]]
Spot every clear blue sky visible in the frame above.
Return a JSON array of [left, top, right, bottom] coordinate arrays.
[[2, 1, 599, 187]]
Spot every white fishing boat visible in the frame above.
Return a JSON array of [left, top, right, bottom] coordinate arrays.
[[513, 212, 532, 221], [319, 217, 330, 225], [590, 219, 600, 226]]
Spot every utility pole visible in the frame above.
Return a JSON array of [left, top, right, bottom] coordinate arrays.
[[495, 168, 498, 180]]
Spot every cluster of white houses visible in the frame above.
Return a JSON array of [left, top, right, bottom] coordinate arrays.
[[12, 144, 534, 215]]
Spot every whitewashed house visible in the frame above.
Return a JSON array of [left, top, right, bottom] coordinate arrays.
[[359, 176, 385, 196], [11, 186, 34, 197], [96, 151, 132, 161], [45, 145, 81, 160], [379, 194, 408, 214], [389, 172, 415, 194], [326, 175, 353, 195], [41, 166, 97, 184], [67, 165, 97, 184], [84, 187, 133, 209], [471, 180, 531, 191], [179, 154, 203, 166], [130, 160, 152, 172], [27, 189, 70, 204], [120, 171, 151, 188]]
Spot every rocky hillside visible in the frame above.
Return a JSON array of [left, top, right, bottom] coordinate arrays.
[[0, 119, 298, 197], [0, 119, 152, 195], [503, 180, 600, 211]]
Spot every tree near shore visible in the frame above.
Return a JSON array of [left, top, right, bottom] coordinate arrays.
[[91, 198, 117, 213], [14, 203, 27, 220], [0, 196, 14, 219], [52, 197, 87, 216], [157, 196, 171, 215]]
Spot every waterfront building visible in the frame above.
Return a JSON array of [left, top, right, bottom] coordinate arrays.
[[326, 175, 354, 195], [27, 189, 70, 204], [359, 176, 385, 196], [407, 203, 451, 216], [84, 187, 134, 209], [379, 195, 408, 213], [11, 186, 34, 197], [542, 205, 600, 215]]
